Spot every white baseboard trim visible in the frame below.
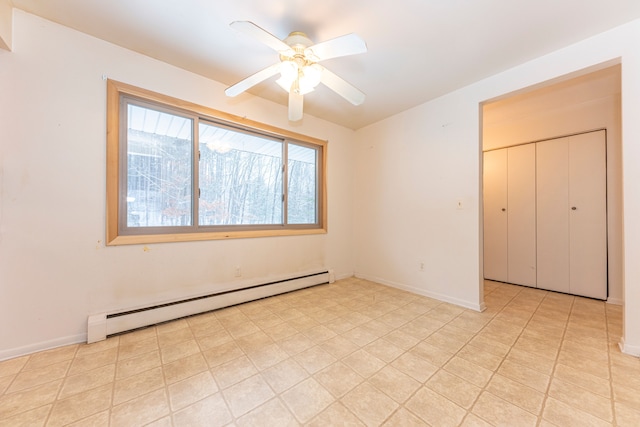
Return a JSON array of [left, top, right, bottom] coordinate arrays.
[[607, 297, 623, 305], [0, 333, 86, 362], [619, 338, 640, 357], [355, 273, 485, 312]]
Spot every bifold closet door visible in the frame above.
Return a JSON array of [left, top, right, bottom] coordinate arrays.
[[506, 144, 537, 287], [536, 130, 607, 299], [536, 138, 570, 293], [483, 149, 508, 282], [568, 131, 607, 299]]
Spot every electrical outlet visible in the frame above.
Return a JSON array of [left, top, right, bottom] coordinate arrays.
[[419, 262, 425, 271], [234, 266, 242, 277]]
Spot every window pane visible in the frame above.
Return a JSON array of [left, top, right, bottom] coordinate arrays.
[[126, 104, 193, 227], [199, 122, 283, 225], [288, 143, 318, 224]]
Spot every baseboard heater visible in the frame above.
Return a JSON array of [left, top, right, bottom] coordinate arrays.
[[87, 269, 333, 343]]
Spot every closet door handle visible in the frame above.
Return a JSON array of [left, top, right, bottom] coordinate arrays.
[[501, 208, 506, 212], [571, 206, 577, 210]]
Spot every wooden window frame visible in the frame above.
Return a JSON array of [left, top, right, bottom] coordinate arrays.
[[106, 80, 327, 245]]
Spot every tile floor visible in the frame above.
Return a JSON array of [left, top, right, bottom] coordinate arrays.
[[1, 278, 640, 426]]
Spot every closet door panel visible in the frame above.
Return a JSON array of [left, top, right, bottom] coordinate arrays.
[[569, 131, 607, 299], [507, 144, 537, 287], [483, 149, 508, 282], [536, 138, 570, 293]]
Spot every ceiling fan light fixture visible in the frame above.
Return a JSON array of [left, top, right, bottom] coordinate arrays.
[[226, 21, 367, 122]]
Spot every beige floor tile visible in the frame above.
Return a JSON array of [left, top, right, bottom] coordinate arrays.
[[162, 352, 208, 385], [202, 341, 243, 368], [506, 347, 555, 376], [195, 329, 234, 351], [457, 344, 503, 372], [542, 396, 612, 427], [320, 335, 360, 359], [553, 363, 611, 398], [222, 374, 275, 418], [341, 382, 399, 427], [459, 413, 493, 426], [472, 391, 538, 427], [262, 322, 299, 341], [426, 369, 481, 409], [615, 401, 640, 427], [234, 330, 273, 354], [2, 279, 638, 427], [341, 324, 381, 347], [405, 386, 466, 427], [245, 343, 288, 371], [0, 355, 29, 378], [423, 330, 467, 354], [261, 358, 309, 394], [7, 360, 70, 393], [468, 334, 512, 357], [613, 381, 640, 411], [486, 374, 544, 415], [278, 333, 315, 356], [0, 404, 50, 427], [444, 356, 493, 388], [116, 350, 161, 380], [159, 339, 200, 365], [157, 326, 194, 348], [172, 393, 232, 427], [67, 410, 110, 427], [110, 388, 170, 427], [548, 378, 613, 422], [307, 401, 366, 426], [113, 366, 164, 406], [68, 347, 118, 375], [315, 361, 364, 398], [342, 349, 385, 378], [293, 346, 337, 375], [557, 349, 610, 380], [235, 397, 298, 427], [212, 355, 258, 389], [59, 364, 115, 400], [0, 380, 62, 419], [302, 325, 338, 344], [280, 377, 333, 423], [382, 407, 428, 426], [167, 370, 218, 411], [118, 336, 159, 361], [409, 341, 454, 367], [0, 376, 12, 396], [391, 352, 438, 383], [48, 383, 113, 427], [369, 365, 421, 404], [23, 345, 77, 371], [363, 338, 405, 363], [497, 359, 550, 393]]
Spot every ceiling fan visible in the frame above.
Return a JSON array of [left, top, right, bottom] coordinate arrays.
[[225, 21, 367, 121]]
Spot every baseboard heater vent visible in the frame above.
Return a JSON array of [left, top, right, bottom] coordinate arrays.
[[87, 270, 333, 343]]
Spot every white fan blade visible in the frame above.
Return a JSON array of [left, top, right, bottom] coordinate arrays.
[[225, 63, 281, 97], [306, 33, 367, 61], [230, 21, 293, 55], [320, 68, 366, 105], [289, 90, 303, 121]]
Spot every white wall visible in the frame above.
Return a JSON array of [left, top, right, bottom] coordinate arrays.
[[482, 66, 623, 304], [354, 19, 640, 355], [0, 10, 356, 359]]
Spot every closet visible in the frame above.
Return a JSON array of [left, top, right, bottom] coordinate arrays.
[[483, 130, 607, 299]]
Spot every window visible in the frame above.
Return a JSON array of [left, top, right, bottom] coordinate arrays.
[[107, 80, 326, 245]]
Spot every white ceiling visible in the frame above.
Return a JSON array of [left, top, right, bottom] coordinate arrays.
[[10, 0, 640, 130]]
